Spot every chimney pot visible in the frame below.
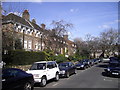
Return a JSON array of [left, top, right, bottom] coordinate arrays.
[[41, 24, 46, 30], [22, 10, 30, 20], [32, 19, 36, 24]]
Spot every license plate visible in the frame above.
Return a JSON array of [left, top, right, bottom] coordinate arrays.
[[2, 79, 5, 81], [112, 72, 119, 75]]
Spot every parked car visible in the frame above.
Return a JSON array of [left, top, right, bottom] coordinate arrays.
[[109, 57, 119, 64], [104, 60, 120, 77], [82, 59, 91, 67], [75, 60, 88, 70], [88, 59, 95, 66], [98, 58, 102, 63], [59, 62, 76, 78], [27, 61, 60, 87], [2, 68, 34, 90], [93, 59, 99, 64]]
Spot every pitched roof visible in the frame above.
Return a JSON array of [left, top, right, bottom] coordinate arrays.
[[30, 21, 42, 31], [2, 13, 42, 31], [2, 13, 32, 28]]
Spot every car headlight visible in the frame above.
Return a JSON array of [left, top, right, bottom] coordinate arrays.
[[107, 68, 110, 71], [33, 74, 40, 78], [60, 70, 66, 74], [81, 65, 84, 67]]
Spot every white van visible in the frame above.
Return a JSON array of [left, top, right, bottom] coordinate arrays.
[[26, 61, 60, 87]]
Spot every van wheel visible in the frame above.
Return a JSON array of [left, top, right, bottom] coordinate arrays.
[[55, 73, 59, 81], [40, 77, 47, 87]]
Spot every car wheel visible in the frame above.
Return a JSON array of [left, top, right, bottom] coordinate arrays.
[[55, 73, 59, 81], [24, 82, 32, 90], [40, 77, 47, 87], [83, 66, 86, 70], [74, 69, 77, 74], [66, 72, 70, 78]]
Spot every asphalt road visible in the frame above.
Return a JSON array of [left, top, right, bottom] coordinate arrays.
[[34, 62, 119, 89]]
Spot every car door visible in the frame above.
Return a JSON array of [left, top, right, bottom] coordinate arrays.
[[68, 62, 74, 74], [71, 62, 75, 74], [46, 62, 54, 80], [51, 62, 58, 77], [2, 69, 22, 89]]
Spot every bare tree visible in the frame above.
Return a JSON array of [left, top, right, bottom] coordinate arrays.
[[2, 2, 27, 16], [74, 38, 90, 58], [51, 20, 73, 37], [49, 20, 73, 54], [99, 28, 118, 57], [74, 28, 118, 58]]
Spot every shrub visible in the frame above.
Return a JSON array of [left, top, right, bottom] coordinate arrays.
[[3, 50, 46, 65], [54, 54, 67, 63]]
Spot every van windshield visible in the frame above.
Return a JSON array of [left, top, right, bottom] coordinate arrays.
[[30, 63, 46, 70]]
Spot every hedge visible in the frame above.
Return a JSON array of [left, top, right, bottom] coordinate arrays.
[[2, 50, 77, 66], [54, 54, 67, 63], [3, 50, 46, 65]]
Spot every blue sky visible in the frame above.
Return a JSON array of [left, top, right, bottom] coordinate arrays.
[[2, 2, 118, 41]]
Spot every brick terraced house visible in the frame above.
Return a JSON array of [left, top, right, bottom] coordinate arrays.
[[2, 10, 76, 56]]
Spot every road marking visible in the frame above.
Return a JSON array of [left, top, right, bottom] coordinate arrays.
[[35, 87, 41, 88], [52, 83, 58, 86], [104, 78, 112, 81]]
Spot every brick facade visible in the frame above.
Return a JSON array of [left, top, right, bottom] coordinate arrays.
[[2, 10, 76, 56]]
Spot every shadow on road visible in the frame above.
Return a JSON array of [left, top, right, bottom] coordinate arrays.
[[102, 61, 109, 63], [34, 79, 58, 88], [96, 64, 108, 68]]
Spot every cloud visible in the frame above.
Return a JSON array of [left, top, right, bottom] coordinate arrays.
[[70, 8, 79, 13], [7, 12, 21, 16], [3, 0, 43, 2], [70, 9, 74, 12], [2, 0, 119, 2], [105, 19, 120, 25], [115, 20, 120, 23], [13, 12, 21, 16], [98, 24, 110, 29], [98, 19, 118, 29]]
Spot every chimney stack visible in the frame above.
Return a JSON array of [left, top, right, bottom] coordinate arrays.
[[41, 24, 46, 30], [22, 10, 30, 20], [63, 35, 68, 40], [32, 19, 36, 24]]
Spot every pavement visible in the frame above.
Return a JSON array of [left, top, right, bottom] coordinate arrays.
[[34, 62, 119, 89]]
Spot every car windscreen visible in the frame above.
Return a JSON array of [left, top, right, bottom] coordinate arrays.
[[30, 63, 46, 70], [79, 61, 84, 63], [59, 63, 69, 68], [2, 69, 24, 78]]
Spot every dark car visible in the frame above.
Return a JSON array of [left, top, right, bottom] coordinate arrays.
[[104, 60, 120, 77], [75, 60, 88, 70], [2, 68, 34, 90], [93, 59, 99, 64], [89, 59, 95, 66], [59, 62, 76, 78], [82, 59, 91, 67], [109, 57, 119, 63]]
